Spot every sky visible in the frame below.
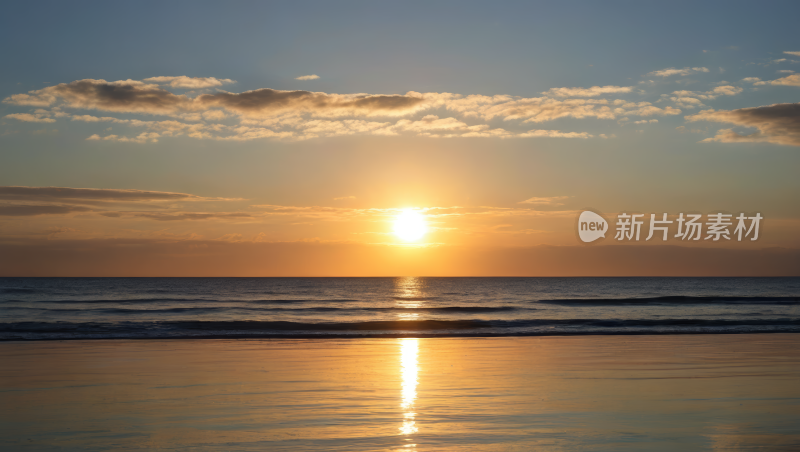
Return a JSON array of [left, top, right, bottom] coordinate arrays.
[[1, 0, 799, 276]]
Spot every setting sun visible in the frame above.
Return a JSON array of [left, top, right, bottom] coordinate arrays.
[[393, 210, 428, 242]]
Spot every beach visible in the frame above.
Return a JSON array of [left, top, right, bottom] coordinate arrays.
[[2, 334, 799, 451]]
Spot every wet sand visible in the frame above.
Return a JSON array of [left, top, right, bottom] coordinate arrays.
[[1, 335, 800, 451]]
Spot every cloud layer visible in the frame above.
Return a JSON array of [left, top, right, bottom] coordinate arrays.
[[3, 77, 687, 142], [0, 65, 790, 145]]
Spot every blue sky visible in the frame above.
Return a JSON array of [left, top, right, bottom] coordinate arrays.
[[3, 1, 799, 95]]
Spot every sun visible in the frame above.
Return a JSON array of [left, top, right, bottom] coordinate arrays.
[[394, 210, 428, 242]]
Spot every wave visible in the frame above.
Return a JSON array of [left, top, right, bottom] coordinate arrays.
[[0, 305, 519, 314], [0, 298, 361, 304], [3, 318, 800, 340], [392, 297, 440, 301], [537, 296, 800, 305], [5, 295, 797, 306], [0, 288, 39, 294]]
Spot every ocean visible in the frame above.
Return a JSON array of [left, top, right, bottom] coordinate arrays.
[[1, 277, 799, 340]]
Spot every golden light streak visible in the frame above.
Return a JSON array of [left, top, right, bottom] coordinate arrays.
[[399, 338, 419, 437]]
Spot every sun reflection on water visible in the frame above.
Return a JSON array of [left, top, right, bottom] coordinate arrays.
[[399, 338, 419, 437], [394, 277, 426, 320]]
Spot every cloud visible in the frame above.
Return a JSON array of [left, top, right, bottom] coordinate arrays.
[[211, 126, 295, 141], [754, 74, 800, 87], [672, 86, 742, 100], [248, 204, 578, 224], [3, 79, 190, 114], [647, 67, 710, 77], [686, 102, 800, 146], [444, 96, 679, 123], [293, 119, 394, 138], [444, 95, 612, 122], [0, 205, 92, 216], [119, 212, 253, 221], [71, 114, 123, 122], [669, 97, 706, 108], [785, 51, 800, 57], [0, 185, 246, 223], [516, 130, 591, 138], [388, 117, 592, 139], [664, 85, 743, 108], [742, 77, 761, 83], [87, 132, 161, 143], [202, 110, 228, 120], [518, 196, 570, 206], [542, 85, 633, 97], [634, 119, 658, 124], [0, 186, 216, 202], [709, 85, 743, 96], [295, 75, 320, 81], [46, 227, 78, 237], [73, 115, 228, 140], [143, 76, 235, 89], [2, 76, 686, 142], [393, 115, 467, 132], [196, 88, 427, 118], [4, 113, 55, 123]]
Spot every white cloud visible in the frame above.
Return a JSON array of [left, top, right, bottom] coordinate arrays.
[[518, 196, 570, 206], [542, 85, 633, 97], [665, 85, 743, 108], [647, 67, 709, 77], [709, 85, 743, 96], [295, 75, 320, 81], [4, 113, 55, 123], [669, 97, 706, 108], [516, 129, 592, 138], [87, 132, 161, 143], [785, 51, 800, 57], [143, 76, 235, 89], [754, 74, 800, 87]]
